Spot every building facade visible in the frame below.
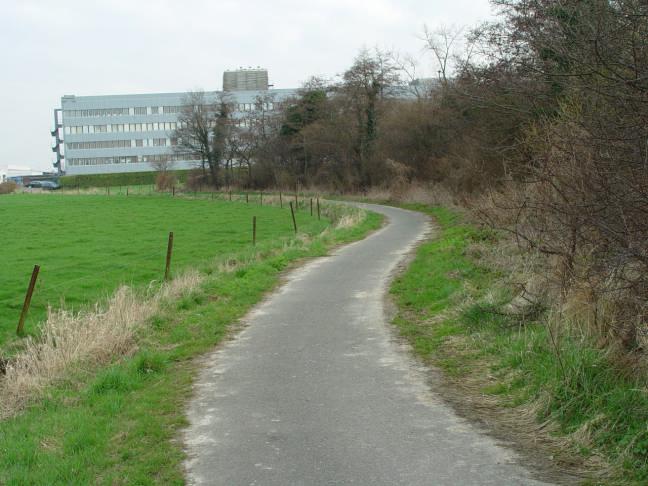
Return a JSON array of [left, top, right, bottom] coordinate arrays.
[[53, 70, 296, 176]]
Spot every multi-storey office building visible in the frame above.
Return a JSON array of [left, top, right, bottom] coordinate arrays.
[[52, 69, 296, 176]]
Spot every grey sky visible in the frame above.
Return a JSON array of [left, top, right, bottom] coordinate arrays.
[[0, 0, 494, 173]]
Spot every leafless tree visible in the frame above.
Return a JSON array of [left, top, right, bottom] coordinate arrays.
[[423, 24, 465, 82], [341, 48, 403, 187], [149, 154, 174, 174], [173, 90, 233, 186]]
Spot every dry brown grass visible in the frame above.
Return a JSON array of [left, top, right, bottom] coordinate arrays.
[[360, 182, 459, 209], [0, 271, 203, 419], [334, 208, 367, 229], [0, 181, 18, 195]]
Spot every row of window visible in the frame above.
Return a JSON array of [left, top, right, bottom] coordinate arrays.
[[66, 138, 175, 150], [66, 140, 132, 149], [67, 153, 199, 167], [63, 103, 277, 120], [65, 122, 179, 135], [239, 102, 275, 112], [63, 106, 182, 118]]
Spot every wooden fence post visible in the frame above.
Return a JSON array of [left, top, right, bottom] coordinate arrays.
[[289, 202, 298, 234], [164, 232, 174, 281], [252, 216, 257, 246], [310, 198, 313, 216], [279, 191, 283, 208], [17, 265, 40, 336], [317, 197, 321, 220]]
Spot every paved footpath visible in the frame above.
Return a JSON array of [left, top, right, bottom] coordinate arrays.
[[184, 203, 552, 485]]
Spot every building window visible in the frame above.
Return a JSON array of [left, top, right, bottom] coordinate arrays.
[[134, 107, 147, 115]]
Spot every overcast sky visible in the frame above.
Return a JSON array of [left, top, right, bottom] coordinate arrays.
[[0, 0, 494, 173]]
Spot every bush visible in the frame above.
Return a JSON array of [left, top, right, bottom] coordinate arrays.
[[155, 172, 177, 191], [0, 181, 17, 195], [185, 169, 209, 191]]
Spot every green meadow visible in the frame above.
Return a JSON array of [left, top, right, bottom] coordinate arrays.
[[0, 193, 326, 346], [0, 193, 380, 484]]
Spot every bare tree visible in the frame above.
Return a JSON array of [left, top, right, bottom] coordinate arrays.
[[173, 90, 233, 186], [149, 154, 174, 174], [341, 48, 403, 187], [423, 24, 465, 83]]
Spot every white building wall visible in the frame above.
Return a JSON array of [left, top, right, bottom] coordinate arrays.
[[59, 88, 296, 176]]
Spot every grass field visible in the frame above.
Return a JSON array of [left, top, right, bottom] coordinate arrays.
[[0, 193, 381, 484], [0, 193, 326, 347]]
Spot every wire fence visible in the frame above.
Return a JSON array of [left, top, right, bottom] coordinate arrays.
[[3, 189, 325, 341]]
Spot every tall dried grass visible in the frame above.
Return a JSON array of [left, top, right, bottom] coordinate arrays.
[[362, 182, 458, 208], [0, 272, 202, 419], [0, 181, 18, 195]]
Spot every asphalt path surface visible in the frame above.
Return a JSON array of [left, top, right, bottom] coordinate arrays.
[[184, 203, 552, 485]]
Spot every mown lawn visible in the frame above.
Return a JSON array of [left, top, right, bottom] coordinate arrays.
[[0, 193, 325, 346]]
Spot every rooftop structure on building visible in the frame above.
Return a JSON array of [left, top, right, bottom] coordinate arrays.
[[223, 68, 269, 91]]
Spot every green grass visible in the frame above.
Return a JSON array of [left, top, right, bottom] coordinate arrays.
[[390, 205, 648, 484], [0, 194, 381, 484], [0, 193, 327, 346]]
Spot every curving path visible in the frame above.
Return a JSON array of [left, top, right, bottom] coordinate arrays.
[[183, 203, 552, 485]]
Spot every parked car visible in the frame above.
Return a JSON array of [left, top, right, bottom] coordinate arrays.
[[26, 180, 42, 188], [40, 181, 61, 190]]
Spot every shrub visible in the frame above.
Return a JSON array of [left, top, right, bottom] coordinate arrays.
[[185, 169, 209, 191], [0, 181, 17, 194], [155, 172, 177, 191]]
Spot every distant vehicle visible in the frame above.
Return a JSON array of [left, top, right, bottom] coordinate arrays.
[[40, 181, 60, 190], [26, 181, 42, 188]]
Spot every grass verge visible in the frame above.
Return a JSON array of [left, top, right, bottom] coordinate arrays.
[[389, 204, 648, 485], [0, 201, 381, 484]]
